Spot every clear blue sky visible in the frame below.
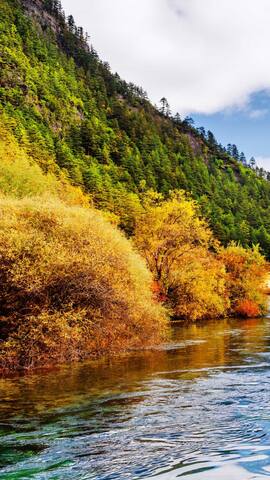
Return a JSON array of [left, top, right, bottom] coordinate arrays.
[[192, 91, 270, 169]]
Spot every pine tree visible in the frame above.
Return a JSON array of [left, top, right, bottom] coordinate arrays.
[[232, 144, 239, 160], [159, 97, 170, 117], [174, 112, 181, 124], [197, 126, 206, 138], [239, 152, 247, 165], [249, 156, 256, 169], [227, 144, 232, 156], [207, 130, 217, 147], [67, 15, 75, 32]]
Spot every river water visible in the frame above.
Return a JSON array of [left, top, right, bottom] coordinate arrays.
[[1, 317, 270, 479]]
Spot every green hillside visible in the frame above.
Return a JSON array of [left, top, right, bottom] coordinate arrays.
[[1, 0, 270, 254]]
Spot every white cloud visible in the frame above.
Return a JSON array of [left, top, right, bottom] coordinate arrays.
[[256, 157, 270, 170], [61, 0, 270, 115]]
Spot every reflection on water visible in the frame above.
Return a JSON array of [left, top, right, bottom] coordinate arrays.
[[1, 318, 270, 478]]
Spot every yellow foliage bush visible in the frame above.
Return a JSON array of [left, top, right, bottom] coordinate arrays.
[[134, 191, 227, 320], [135, 191, 213, 291], [171, 251, 229, 321], [0, 197, 167, 370], [219, 242, 268, 316]]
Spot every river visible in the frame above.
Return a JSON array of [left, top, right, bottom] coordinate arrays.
[[1, 316, 270, 479]]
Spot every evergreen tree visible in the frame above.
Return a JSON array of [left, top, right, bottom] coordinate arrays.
[[160, 97, 168, 115], [174, 112, 181, 124], [67, 15, 75, 32], [197, 126, 206, 138], [159, 97, 170, 117], [227, 144, 233, 156], [239, 152, 247, 165], [249, 156, 256, 169], [232, 144, 239, 160], [207, 130, 217, 147]]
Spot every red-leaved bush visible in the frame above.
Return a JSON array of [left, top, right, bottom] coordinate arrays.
[[235, 299, 260, 318]]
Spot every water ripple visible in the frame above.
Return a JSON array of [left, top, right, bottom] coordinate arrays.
[[0, 318, 270, 478]]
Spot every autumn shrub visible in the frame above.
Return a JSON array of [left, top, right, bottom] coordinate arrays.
[[171, 251, 229, 321], [219, 243, 268, 317], [235, 299, 260, 318], [0, 197, 167, 370], [134, 191, 227, 320], [135, 191, 213, 276]]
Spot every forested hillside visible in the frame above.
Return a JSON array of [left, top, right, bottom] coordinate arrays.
[[1, 0, 270, 255]]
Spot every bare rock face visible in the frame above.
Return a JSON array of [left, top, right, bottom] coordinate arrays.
[[21, 0, 60, 34], [20, 0, 90, 54]]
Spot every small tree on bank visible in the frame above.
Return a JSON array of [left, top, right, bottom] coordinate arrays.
[[134, 191, 228, 320]]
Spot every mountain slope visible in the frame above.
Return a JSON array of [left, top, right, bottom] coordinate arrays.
[[1, 0, 270, 255]]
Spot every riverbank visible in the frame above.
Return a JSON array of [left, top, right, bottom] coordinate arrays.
[[0, 192, 268, 373]]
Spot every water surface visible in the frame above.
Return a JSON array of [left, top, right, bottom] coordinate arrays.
[[1, 317, 270, 479]]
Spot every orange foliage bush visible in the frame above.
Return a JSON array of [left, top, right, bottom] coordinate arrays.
[[235, 299, 260, 318], [219, 243, 268, 317]]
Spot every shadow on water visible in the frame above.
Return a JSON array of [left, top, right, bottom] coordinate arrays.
[[1, 317, 270, 478]]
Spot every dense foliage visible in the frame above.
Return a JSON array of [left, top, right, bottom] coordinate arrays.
[[0, 119, 88, 204], [134, 192, 268, 321], [1, 0, 270, 254], [219, 243, 267, 317], [0, 197, 167, 370]]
